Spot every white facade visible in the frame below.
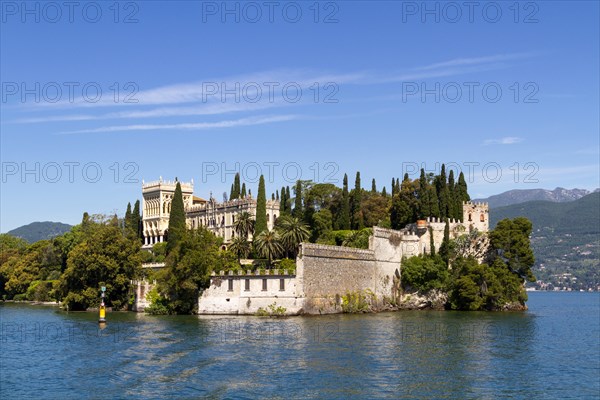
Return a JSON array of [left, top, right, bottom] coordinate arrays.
[[197, 270, 303, 315], [141, 178, 280, 247]]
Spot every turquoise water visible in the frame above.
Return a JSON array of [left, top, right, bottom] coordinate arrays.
[[1, 292, 599, 399]]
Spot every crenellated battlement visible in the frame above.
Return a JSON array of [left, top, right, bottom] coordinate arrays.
[[142, 178, 194, 192], [463, 200, 489, 208], [425, 217, 460, 224], [462, 201, 489, 232], [372, 226, 402, 238]]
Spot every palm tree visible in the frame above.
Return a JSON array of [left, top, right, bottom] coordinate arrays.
[[275, 215, 310, 258], [233, 211, 255, 240], [228, 236, 251, 261], [254, 229, 284, 266], [342, 229, 371, 249]]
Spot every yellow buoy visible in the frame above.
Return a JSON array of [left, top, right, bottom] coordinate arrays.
[[99, 286, 107, 323], [99, 303, 106, 323]]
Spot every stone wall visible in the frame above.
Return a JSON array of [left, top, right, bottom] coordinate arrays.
[[296, 241, 399, 314], [132, 279, 155, 312], [197, 270, 302, 315]]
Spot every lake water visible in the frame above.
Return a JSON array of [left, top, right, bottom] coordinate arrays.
[[1, 292, 599, 399]]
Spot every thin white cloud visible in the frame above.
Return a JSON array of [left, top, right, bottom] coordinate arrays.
[[27, 70, 364, 110], [57, 114, 298, 135], [8, 52, 534, 126], [483, 137, 524, 145], [13, 101, 284, 124], [573, 148, 600, 155], [417, 52, 536, 71]]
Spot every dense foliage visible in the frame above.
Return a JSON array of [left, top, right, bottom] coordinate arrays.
[[400, 217, 536, 311], [0, 213, 143, 309], [154, 227, 235, 314], [59, 223, 142, 310]]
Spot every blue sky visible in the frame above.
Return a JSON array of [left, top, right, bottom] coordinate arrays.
[[1, 1, 599, 231]]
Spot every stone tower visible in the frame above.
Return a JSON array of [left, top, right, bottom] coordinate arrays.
[[141, 178, 194, 246], [463, 201, 489, 232]]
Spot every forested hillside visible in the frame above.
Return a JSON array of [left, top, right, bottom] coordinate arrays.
[[490, 193, 600, 290]]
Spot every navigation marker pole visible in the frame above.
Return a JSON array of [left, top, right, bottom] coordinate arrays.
[[99, 286, 106, 323]]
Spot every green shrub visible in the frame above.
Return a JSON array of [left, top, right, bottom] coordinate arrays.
[[26, 280, 55, 302], [256, 302, 287, 316], [276, 258, 296, 273], [255, 307, 269, 316], [13, 293, 27, 301], [401, 255, 449, 292], [448, 257, 527, 311], [144, 287, 170, 315], [341, 291, 370, 313]]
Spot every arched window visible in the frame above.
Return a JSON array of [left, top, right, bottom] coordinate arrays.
[[480, 214, 485, 222], [468, 213, 472, 222]]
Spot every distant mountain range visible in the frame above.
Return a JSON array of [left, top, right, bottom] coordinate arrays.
[[489, 192, 600, 290], [7, 221, 72, 243], [474, 187, 599, 208]]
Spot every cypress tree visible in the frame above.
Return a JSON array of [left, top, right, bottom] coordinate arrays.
[[271, 193, 275, 201], [418, 169, 430, 218], [293, 180, 303, 219], [390, 193, 406, 229], [402, 174, 419, 222], [437, 164, 450, 219], [255, 175, 268, 235], [428, 185, 440, 218], [133, 200, 141, 240], [448, 170, 457, 220], [351, 172, 363, 229], [280, 186, 287, 215], [439, 219, 451, 265], [458, 172, 470, 200], [381, 186, 387, 197], [167, 181, 187, 254], [456, 172, 470, 221], [338, 174, 351, 229], [241, 182, 247, 198], [371, 178, 376, 193], [285, 186, 292, 214], [391, 177, 397, 197], [234, 173, 241, 199], [276, 190, 279, 201], [230, 183, 235, 201], [429, 226, 436, 256], [124, 202, 133, 233]]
